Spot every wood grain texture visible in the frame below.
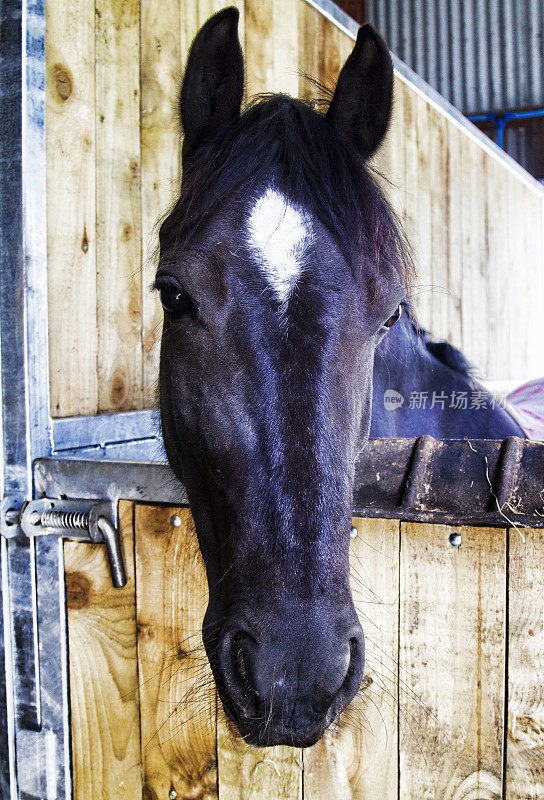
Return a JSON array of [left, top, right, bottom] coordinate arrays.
[[460, 136, 487, 374], [96, 0, 142, 412], [399, 523, 506, 800], [304, 517, 399, 800], [46, 0, 97, 416], [47, 0, 544, 416], [317, 9, 352, 90], [445, 121, 463, 348], [506, 527, 544, 800], [414, 93, 433, 329], [217, 710, 302, 800], [374, 74, 405, 223], [65, 507, 544, 797], [400, 80, 421, 314], [135, 505, 217, 800], [140, 0, 182, 407], [485, 156, 503, 379], [245, 0, 298, 98], [297, 0, 319, 104], [65, 501, 141, 800], [429, 103, 450, 342]]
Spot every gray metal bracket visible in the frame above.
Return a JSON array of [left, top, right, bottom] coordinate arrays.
[[20, 499, 127, 589]]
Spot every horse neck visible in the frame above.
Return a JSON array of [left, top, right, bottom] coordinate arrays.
[[370, 313, 525, 439]]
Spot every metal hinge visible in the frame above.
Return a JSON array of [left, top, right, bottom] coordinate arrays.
[[19, 498, 127, 588]]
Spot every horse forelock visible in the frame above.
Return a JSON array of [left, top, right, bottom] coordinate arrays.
[[160, 95, 413, 295]]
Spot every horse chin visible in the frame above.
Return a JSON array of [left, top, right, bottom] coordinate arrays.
[[216, 683, 330, 749], [237, 725, 326, 750]]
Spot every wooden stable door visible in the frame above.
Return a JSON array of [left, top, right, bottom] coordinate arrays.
[[65, 504, 544, 800]]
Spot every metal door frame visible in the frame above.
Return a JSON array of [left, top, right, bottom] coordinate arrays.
[[0, 3, 160, 797]]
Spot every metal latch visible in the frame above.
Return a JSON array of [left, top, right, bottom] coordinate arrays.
[[20, 498, 127, 588]]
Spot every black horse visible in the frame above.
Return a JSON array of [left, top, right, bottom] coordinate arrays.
[[155, 7, 523, 748]]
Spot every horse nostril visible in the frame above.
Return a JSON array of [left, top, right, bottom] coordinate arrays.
[[339, 634, 365, 699], [232, 631, 256, 696], [220, 628, 259, 719], [347, 637, 359, 678]]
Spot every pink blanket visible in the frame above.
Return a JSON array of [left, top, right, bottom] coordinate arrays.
[[506, 378, 544, 441]]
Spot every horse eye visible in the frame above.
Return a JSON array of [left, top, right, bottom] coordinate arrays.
[[384, 304, 402, 329], [159, 284, 190, 317]]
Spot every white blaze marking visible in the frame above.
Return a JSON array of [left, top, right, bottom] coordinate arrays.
[[247, 188, 311, 304]]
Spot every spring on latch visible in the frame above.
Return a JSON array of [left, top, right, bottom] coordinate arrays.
[[37, 509, 90, 530]]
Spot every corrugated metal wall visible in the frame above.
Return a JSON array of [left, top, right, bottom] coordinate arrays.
[[365, 0, 544, 114]]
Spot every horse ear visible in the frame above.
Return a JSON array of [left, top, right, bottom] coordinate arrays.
[[181, 7, 244, 158], [326, 24, 393, 159]]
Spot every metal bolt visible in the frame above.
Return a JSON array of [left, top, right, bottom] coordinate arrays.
[[29, 510, 42, 525], [449, 531, 462, 548], [170, 514, 181, 528], [350, 526, 358, 540], [4, 508, 20, 527], [358, 675, 372, 694]]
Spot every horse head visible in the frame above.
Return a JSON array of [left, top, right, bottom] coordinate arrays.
[[156, 7, 409, 747]]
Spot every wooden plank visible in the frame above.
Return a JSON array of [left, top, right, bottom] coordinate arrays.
[[401, 81, 421, 319], [317, 9, 352, 91], [383, 75, 406, 222], [65, 501, 141, 800], [413, 94, 432, 330], [95, 0, 142, 412], [183, 1, 244, 60], [245, 0, 298, 98], [504, 171, 529, 381], [140, 1, 245, 407], [506, 527, 544, 799], [460, 137, 488, 376], [516, 179, 533, 380], [529, 194, 544, 379], [140, 0, 181, 407], [45, 0, 544, 415], [445, 121, 463, 348], [135, 505, 217, 799], [272, 0, 299, 97], [528, 192, 544, 379], [47, 0, 97, 416], [428, 105, 450, 343], [399, 523, 506, 800], [297, 0, 319, 104], [371, 115, 392, 190], [244, 0, 274, 98], [217, 710, 302, 800], [304, 517, 399, 800], [485, 152, 506, 380]]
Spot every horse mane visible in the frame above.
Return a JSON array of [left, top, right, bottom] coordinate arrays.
[[424, 338, 476, 377], [161, 94, 413, 292], [406, 308, 476, 378]]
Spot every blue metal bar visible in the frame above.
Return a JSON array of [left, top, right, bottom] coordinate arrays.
[[467, 108, 544, 151], [496, 117, 506, 149], [467, 112, 497, 122], [504, 108, 544, 121]]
